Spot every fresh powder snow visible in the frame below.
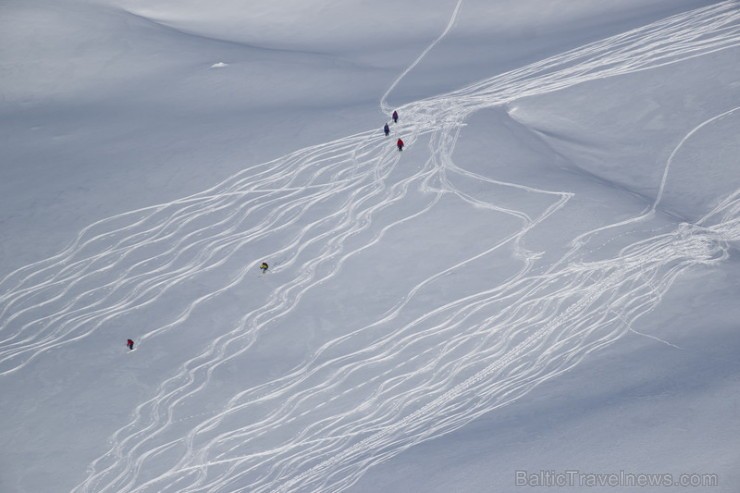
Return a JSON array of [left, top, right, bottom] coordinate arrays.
[[1, 1, 738, 492]]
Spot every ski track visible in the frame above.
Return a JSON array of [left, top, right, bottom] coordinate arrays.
[[0, 2, 738, 492]]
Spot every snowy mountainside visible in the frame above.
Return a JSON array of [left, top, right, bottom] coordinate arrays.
[[1, 1, 739, 492]]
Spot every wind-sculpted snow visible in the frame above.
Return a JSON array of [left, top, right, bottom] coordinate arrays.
[[0, 2, 738, 492]]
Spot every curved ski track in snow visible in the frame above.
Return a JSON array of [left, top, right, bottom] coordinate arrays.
[[0, 2, 738, 492]]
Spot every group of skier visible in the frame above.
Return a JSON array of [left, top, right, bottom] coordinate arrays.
[[126, 112, 406, 352], [384, 110, 404, 151], [126, 261, 271, 351]]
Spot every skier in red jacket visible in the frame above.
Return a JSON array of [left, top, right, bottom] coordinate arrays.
[[397, 138, 404, 151], [127, 339, 134, 350]]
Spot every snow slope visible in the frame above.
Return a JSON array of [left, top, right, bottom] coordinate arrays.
[[1, 1, 738, 492]]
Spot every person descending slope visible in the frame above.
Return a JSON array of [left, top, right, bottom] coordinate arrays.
[[260, 262, 269, 274], [383, 123, 390, 136], [392, 110, 399, 123], [127, 339, 134, 350], [397, 138, 404, 151]]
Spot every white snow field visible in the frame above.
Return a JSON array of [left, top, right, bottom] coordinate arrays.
[[1, 1, 739, 492]]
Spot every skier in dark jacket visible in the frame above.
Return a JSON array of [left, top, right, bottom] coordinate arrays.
[[392, 110, 399, 123], [127, 339, 134, 350], [384, 123, 390, 136], [397, 138, 404, 151]]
